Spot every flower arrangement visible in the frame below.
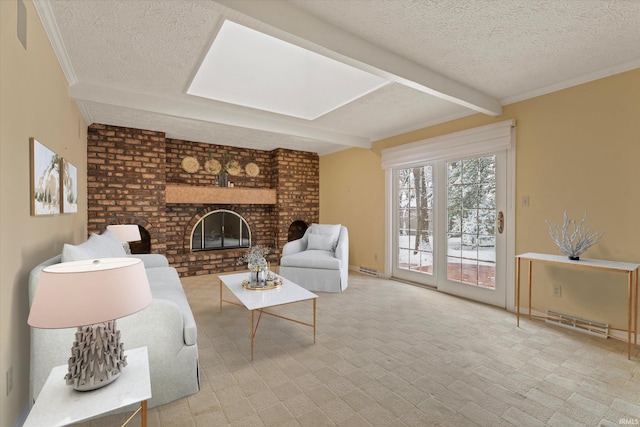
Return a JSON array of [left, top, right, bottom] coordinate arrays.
[[238, 245, 270, 270], [546, 210, 605, 260]]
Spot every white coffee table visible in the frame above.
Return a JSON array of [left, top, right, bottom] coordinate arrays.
[[24, 346, 151, 427], [219, 272, 318, 360]]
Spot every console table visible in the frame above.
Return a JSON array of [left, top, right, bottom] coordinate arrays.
[[516, 253, 640, 359], [24, 346, 151, 426]]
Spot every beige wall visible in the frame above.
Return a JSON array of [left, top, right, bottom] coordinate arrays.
[[319, 148, 386, 270], [0, 1, 638, 422], [320, 68, 640, 330], [0, 1, 87, 425]]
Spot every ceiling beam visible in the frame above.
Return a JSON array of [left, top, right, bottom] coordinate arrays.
[[69, 83, 372, 149], [215, 0, 502, 117]]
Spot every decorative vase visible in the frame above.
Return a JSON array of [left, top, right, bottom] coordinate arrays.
[[248, 262, 267, 286], [240, 248, 271, 287], [217, 172, 228, 187], [249, 269, 266, 286], [248, 264, 257, 285]]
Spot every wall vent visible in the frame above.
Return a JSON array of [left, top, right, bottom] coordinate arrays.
[[545, 310, 609, 338], [358, 266, 379, 277]]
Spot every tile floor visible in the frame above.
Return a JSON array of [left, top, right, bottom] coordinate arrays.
[[75, 271, 640, 426]]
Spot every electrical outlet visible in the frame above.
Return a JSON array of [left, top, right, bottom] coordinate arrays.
[[6, 366, 13, 396], [552, 284, 562, 297]]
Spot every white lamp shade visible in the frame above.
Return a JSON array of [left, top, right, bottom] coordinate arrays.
[[106, 224, 142, 243], [28, 258, 152, 329]]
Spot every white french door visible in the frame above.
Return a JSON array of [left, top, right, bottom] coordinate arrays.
[[437, 152, 506, 305], [384, 120, 515, 309]]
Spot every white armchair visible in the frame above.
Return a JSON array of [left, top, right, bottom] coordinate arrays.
[[279, 224, 348, 293]]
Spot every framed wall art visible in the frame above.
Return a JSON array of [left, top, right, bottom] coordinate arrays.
[[62, 158, 78, 213], [30, 138, 61, 216]]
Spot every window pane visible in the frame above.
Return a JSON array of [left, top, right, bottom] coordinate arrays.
[[397, 166, 433, 276], [446, 156, 496, 289]]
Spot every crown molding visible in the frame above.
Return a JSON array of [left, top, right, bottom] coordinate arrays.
[[33, 0, 78, 86], [502, 59, 640, 106]]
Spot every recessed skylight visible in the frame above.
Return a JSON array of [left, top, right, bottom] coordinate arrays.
[[187, 20, 390, 120]]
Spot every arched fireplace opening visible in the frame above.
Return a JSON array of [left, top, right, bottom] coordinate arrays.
[[288, 220, 309, 242], [129, 225, 151, 254], [191, 209, 250, 251]]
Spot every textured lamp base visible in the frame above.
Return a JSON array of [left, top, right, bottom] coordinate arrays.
[[65, 320, 128, 391]]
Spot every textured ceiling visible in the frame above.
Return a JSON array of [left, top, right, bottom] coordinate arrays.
[[291, 0, 640, 101], [37, 0, 640, 155]]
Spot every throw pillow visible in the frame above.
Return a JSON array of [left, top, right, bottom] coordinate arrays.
[[61, 230, 127, 262], [61, 234, 104, 262], [98, 229, 128, 257], [309, 223, 341, 251], [307, 233, 336, 251]]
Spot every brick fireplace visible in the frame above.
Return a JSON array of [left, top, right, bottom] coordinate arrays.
[[87, 124, 319, 277]]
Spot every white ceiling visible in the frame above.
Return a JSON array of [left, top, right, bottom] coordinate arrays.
[[35, 0, 640, 155]]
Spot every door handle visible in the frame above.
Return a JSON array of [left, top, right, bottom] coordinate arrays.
[[497, 211, 504, 234]]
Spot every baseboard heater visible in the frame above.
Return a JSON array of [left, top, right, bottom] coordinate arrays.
[[545, 310, 609, 338], [358, 266, 379, 277]]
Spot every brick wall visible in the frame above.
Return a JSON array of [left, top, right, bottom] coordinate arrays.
[[272, 148, 320, 251], [87, 123, 319, 276], [87, 124, 168, 253]]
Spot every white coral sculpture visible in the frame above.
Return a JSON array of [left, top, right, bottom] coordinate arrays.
[[546, 210, 605, 260]]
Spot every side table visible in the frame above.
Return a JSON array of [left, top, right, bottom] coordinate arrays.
[[24, 346, 152, 427], [516, 253, 640, 359]]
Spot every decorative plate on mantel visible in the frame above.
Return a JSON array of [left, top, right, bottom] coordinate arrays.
[[181, 156, 199, 173], [226, 160, 241, 176], [245, 162, 260, 177], [204, 159, 221, 174]]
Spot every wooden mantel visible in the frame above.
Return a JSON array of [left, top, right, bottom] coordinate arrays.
[[165, 185, 277, 205]]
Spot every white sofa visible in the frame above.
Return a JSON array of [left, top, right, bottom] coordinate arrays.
[[279, 224, 349, 293], [28, 230, 199, 411]]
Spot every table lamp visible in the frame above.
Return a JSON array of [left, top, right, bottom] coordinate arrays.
[[106, 224, 142, 254], [28, 257, 152, 391]]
